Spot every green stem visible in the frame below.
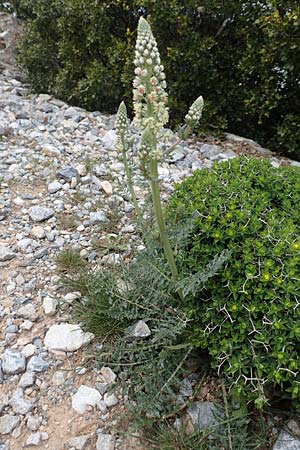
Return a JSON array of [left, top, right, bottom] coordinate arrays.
[[149, 157, 179, 281]]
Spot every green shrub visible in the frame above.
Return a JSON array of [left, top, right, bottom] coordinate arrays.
[[16, 1, 300, 157], [167, 156, 300, 407]]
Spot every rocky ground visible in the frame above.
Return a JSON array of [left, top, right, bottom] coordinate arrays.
[[1, 11, 300, 450]]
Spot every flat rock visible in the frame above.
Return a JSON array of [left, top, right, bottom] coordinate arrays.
[[187, 401, 222, 432], [31, 226, 45, 239], [44, 323, 94, 352], [19, 371, 36, 388], [126, 320, 151, 339], [1, 349, 26, 374], [25, 431, 41, 447], [57, 165, 80, 182], [26, 355, 50, 372], [103, 392, 118, 408], [96, 434, 116, 450], [9, 388, 33, 414], [101, 130, 118, 150], [0, 246, 15, 262], [66, 435, 90, 449], [48, 180, 62, 193], [99, 367, 117, 384], [273, 431, 300, 450], [0, 415, 20, 434], [89, 210, 108, 224], [51, 370, 65, 386], [16, 303, 38, 321], [72, 385, 101, 414], [100, 180, 113, 195], [29, 206, 54, 222], [42, 296, 58, 316]]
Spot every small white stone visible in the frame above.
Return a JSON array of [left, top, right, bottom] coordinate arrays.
[[31, 226, 45, 239], [51, 371, 65, 386], [22, 344, 36, 358], [25, 431, 41, 447], [26, 415, 41, 432], [48, 180, 62, 194], [99, 367, 117, 384], [20, 320, 33, 331], [63, 292, 81, 303], [0, 415, 20, 434], [0, 246, 16, 262], [96, 434, 116, 450], [75, 164, 87, 177], [42, 296, 58, 316], [19, 372, 36, 388], [103, 393, 118, 408], [100, 180, 113, 195], [44, 323, 94, 352], [41, 432, 49, 441], [101, 130, 118, 150], [13, 196, 24, 206], [72, 385, 102, 414], [66, 434, 90, 449], [70, 177, 78, 188], [17, 303, 38, 321]]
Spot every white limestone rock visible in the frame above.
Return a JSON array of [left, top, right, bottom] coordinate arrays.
[[96, 434, 116, 450], [0, 415, 20, 434], [72, 385, 102, 414], [42, 296, 58, 316], [44, 324, 94, 352]]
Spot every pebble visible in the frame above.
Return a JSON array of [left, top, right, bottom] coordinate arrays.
[[51, 370, 65, 386], [72, 385, 102, 414], [29, 206, 54, 222], [9, 388, 33, 414], [26, 355, 50, 372], [44, 323, 94, 352], [187, 401, 222, 432], [0, 246, 16, 261], [22, 344, 36, 358], [42, 296, 58, 315], [48, 180, 63, 193], [96, 434, 116, 450], [1, 349, 26, 374], [126, 320, 151, 339], [89, 210, 108, 224], [25, 431, 41, 447], [273, 431, 300, 450], [19, 371, 36, 388], [66, 435, 90, 449], [0, 415, 20, 434], [103, 393, 119, 408]]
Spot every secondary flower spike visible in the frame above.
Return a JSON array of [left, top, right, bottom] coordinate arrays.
[[133, 17, 169, 129], [116, 101, 128, 138], [185, 95, 204, 127]]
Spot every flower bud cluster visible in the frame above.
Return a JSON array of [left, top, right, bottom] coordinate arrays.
[[133, 17, 169, 130], [185, 95, 204, 128], [115, 101, 131, 152], [116, 101, 128, 137]]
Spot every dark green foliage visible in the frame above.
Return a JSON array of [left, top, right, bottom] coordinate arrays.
[[167, 156, 300, 407], [16, 1, 300, 157]]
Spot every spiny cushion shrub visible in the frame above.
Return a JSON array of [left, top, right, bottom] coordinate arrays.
[[16, 0, 300, 158], [167, 156, 300, 407]]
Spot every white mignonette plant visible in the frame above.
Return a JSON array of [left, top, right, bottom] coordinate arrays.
[[115, 16, 204, 285]]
